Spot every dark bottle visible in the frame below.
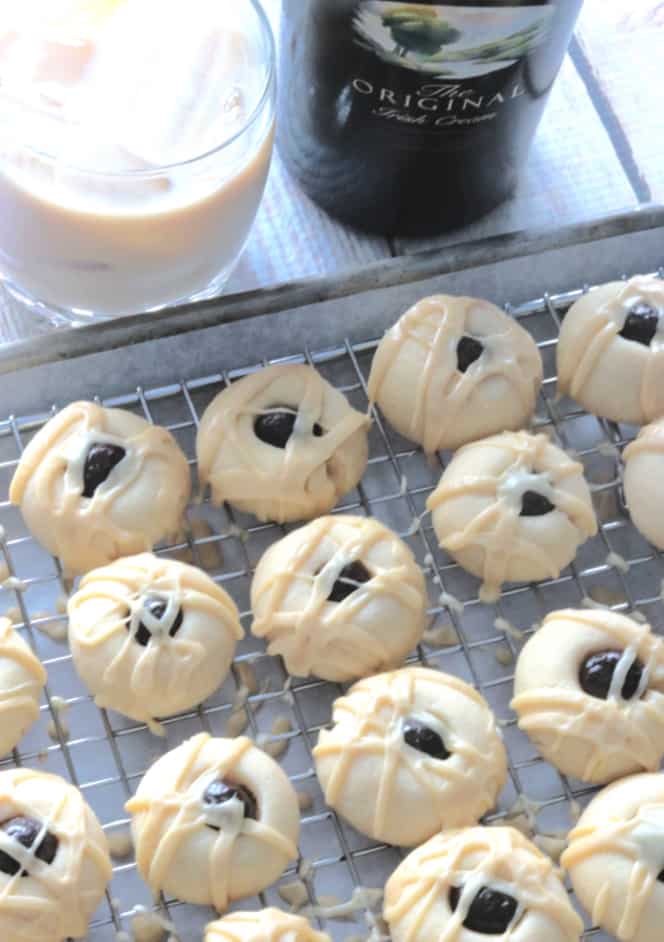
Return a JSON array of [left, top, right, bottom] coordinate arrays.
[[278, 0, 583, 236]]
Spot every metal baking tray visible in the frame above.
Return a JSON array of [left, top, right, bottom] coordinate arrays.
[[2, 208, 664, 941]]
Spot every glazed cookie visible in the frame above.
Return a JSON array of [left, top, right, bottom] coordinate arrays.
[[384, 826, 583, 942], [368, 294, 543, 453], [557, 274, 664, 424], [511, 609, 664, 784], [427, 431, 597, 601], [0, 768, 111, 942], [126, 733, 300, 910], [314, 667, 507, 846], [562, 773, 664, 942], [9, 401, 191, 574], [251, 515, 427, 682], [68, 553, 242, 735], [205, 909, 330, 942], [197, 364, 370, 523], [0, 618, 46, 757], [624, 417, 664, 549]]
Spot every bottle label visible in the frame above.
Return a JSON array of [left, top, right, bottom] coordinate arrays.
[[351, 2, 553, 131]]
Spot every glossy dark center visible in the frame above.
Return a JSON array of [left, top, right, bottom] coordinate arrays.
[[327, 560, 372, 603], [457, 336, 484, 374], [403, 718, 451, 760], [254, 407, 323, 449], [520, 490, 555, 517], [82, 443, 126, 498], [202, 779, 257, 824], [658, 869, 664, 883], [449, 885, 518, 935], [579, 649, 644, 701], [0, 816, 59, 878], [619, 302, 659, 347], [134, 595, 183, 648]]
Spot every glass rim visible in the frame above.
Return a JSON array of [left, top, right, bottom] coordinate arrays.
[[2, 0, 276, 179]]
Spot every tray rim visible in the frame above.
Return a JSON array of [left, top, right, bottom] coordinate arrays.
[[1, 202, 663, 377]]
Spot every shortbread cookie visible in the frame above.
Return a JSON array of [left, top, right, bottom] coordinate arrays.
[[0, 768, 111, 942], [197, 364, 370, 523], [251, 515, 427, 682], [369, 294, 542, 452], [563, 773, 664, 942], [427, 431, 597, 601], [384, 826, 583, 942], [205, 909, 330, 942], [9, 401, 191, 574], [0, 618, 46, 756], [68, 554, 242, 735], [126, 733, 300, 910], [314, 667, 507, 846], [624, 417, 664, 549], [512, 609, 664, 784], [557, 275, 664, 424]]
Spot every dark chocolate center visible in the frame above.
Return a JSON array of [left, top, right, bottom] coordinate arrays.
[[619, 302, 659, 347], [82, 443, 126, 498], [0, 816, 59, 877], [449, 885, 518, 935], [134, 595, 183, 647], [327, 560, 372, 603], [403, 718, 451, 760], [202, 779, 257, 825], [254, 407, 323, 449], [457, 336, 484, 374], [520, 490, 555, 517], [579, 649, 644, 701]]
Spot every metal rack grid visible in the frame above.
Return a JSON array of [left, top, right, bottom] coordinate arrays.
[[1, 278, 663, 942]]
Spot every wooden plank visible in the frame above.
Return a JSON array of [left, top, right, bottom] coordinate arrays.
[[394, 52, 636, 255], [573, 0, 664, 201]]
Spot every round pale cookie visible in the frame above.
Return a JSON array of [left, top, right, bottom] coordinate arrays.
[[205, 909, 330, 942], [196, 364, 370, 524], [368, 294, 543, 453], [557, 274, 664, 424], [68, 553, 242, 735], [0, 767, 111, 942], [562, 773, 664, 942], [0, 618, 46, 757], [427, 431, 597, 602], [9, 400, 191, 575], [251, 515, 427, 682], [385, 826, 582, 942], [511, 608, 664, 784], [126, 733, 300, 911], [314, 667, 507, 846], [624, 417, 664, 549]]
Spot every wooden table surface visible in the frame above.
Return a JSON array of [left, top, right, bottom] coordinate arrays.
[[1, 0, 661, 345]]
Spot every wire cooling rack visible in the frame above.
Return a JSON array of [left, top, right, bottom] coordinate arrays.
[[2, 279, 663, 942]]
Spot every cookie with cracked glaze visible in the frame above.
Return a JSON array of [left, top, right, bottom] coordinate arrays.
[[384, 826, 583, 942], [205, 908, 331, 942], [512, 608, 664, 784], [251, 515, 427, 683], [563, 773, 664, 942], [0, 618, 46, 757], [0, 767, 111, 942], [427, 430, 597, 602], [125, 733, 300, 911], [314, 667, 507, 846], [368, 294, 542, 453], [624, 417, 664, 550], [9, 401, 191, 575], [68, 553, 243, 735], [197, 364, 369, 524], [557, 274, 664, 424]]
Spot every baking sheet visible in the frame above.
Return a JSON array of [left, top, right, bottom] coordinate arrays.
[[3, 268, 664, 940]]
